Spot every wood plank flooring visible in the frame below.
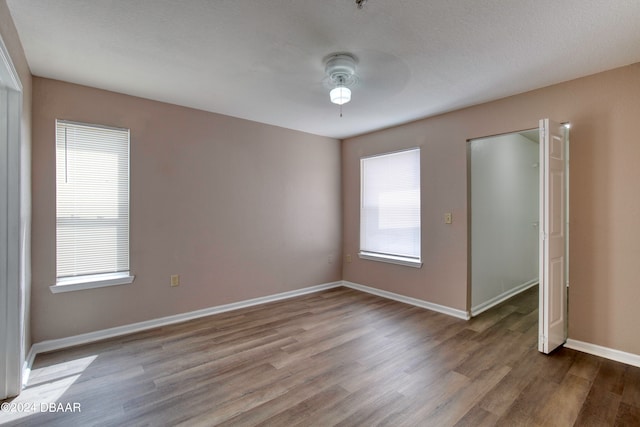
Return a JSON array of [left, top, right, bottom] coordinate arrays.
[[2, 286, 639, 426]]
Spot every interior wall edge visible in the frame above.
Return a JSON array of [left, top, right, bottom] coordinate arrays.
[[343, 280, 470, 320], [470, 279, 538, 317]]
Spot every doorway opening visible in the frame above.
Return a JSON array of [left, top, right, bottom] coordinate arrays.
[[469, 129, 540, 317], [469, 121, 570, 354]]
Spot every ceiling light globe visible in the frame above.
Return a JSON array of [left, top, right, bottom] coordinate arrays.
[[330, 86, 351, 105]]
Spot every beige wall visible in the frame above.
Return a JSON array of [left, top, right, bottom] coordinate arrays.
[[343, 63, 640, 356], [31, 78, 342, 342], [0, 0, 32, 353]]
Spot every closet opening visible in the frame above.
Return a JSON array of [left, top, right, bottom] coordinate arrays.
[[469, 129, 540, 317]]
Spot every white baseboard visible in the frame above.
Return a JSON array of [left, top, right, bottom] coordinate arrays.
[[25, 279, 466, 376], [24, 281, 343, 379], [342, 280, 470, 320], [22, 280, 640, 386], [565, 339, 640, 368], [470, 279, 539, 317], [21, 347, 37, 387]]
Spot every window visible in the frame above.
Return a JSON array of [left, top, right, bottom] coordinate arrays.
[[51, 120, 134, 293], [360, 148, 422, 267]]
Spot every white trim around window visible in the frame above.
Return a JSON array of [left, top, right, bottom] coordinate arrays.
[[360, 147, 422, 267], [358, 251, 423, 268], [50, 272, 135, 294], [52, 120, 132, 294]]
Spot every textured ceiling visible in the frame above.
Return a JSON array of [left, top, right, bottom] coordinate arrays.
[[7, 0, 640, 138]]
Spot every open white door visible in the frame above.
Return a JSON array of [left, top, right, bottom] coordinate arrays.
[[538, 118, 568, 354]]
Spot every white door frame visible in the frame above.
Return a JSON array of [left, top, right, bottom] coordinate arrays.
[[0, 33, 24, 399], [467, 121, 569, 354]]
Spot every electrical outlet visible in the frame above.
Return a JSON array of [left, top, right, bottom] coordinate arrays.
[[328, 254, 333, 264], [444, 212, 452, 224], [170, 275, 180, 287], [346, 254, 352, 263]]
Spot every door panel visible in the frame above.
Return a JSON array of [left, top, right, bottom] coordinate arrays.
[[539, 118, 568, 354]]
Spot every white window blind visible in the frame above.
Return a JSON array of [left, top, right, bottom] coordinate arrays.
[[56, 120, 130, 279], [360, 148, 421, 262]]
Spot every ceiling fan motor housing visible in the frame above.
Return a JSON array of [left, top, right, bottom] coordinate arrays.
[[325, 54, 358, 86]]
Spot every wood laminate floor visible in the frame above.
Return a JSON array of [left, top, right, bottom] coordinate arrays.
[[2, 286, 639, 426]]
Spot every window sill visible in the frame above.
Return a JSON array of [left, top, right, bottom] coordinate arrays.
[[358, 252, 422, 268], [50, 272, 135, 294]]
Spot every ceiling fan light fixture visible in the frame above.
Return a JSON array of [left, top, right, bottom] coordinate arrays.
[[325, 53, 358, 108], [330, 85, 351, 105]]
